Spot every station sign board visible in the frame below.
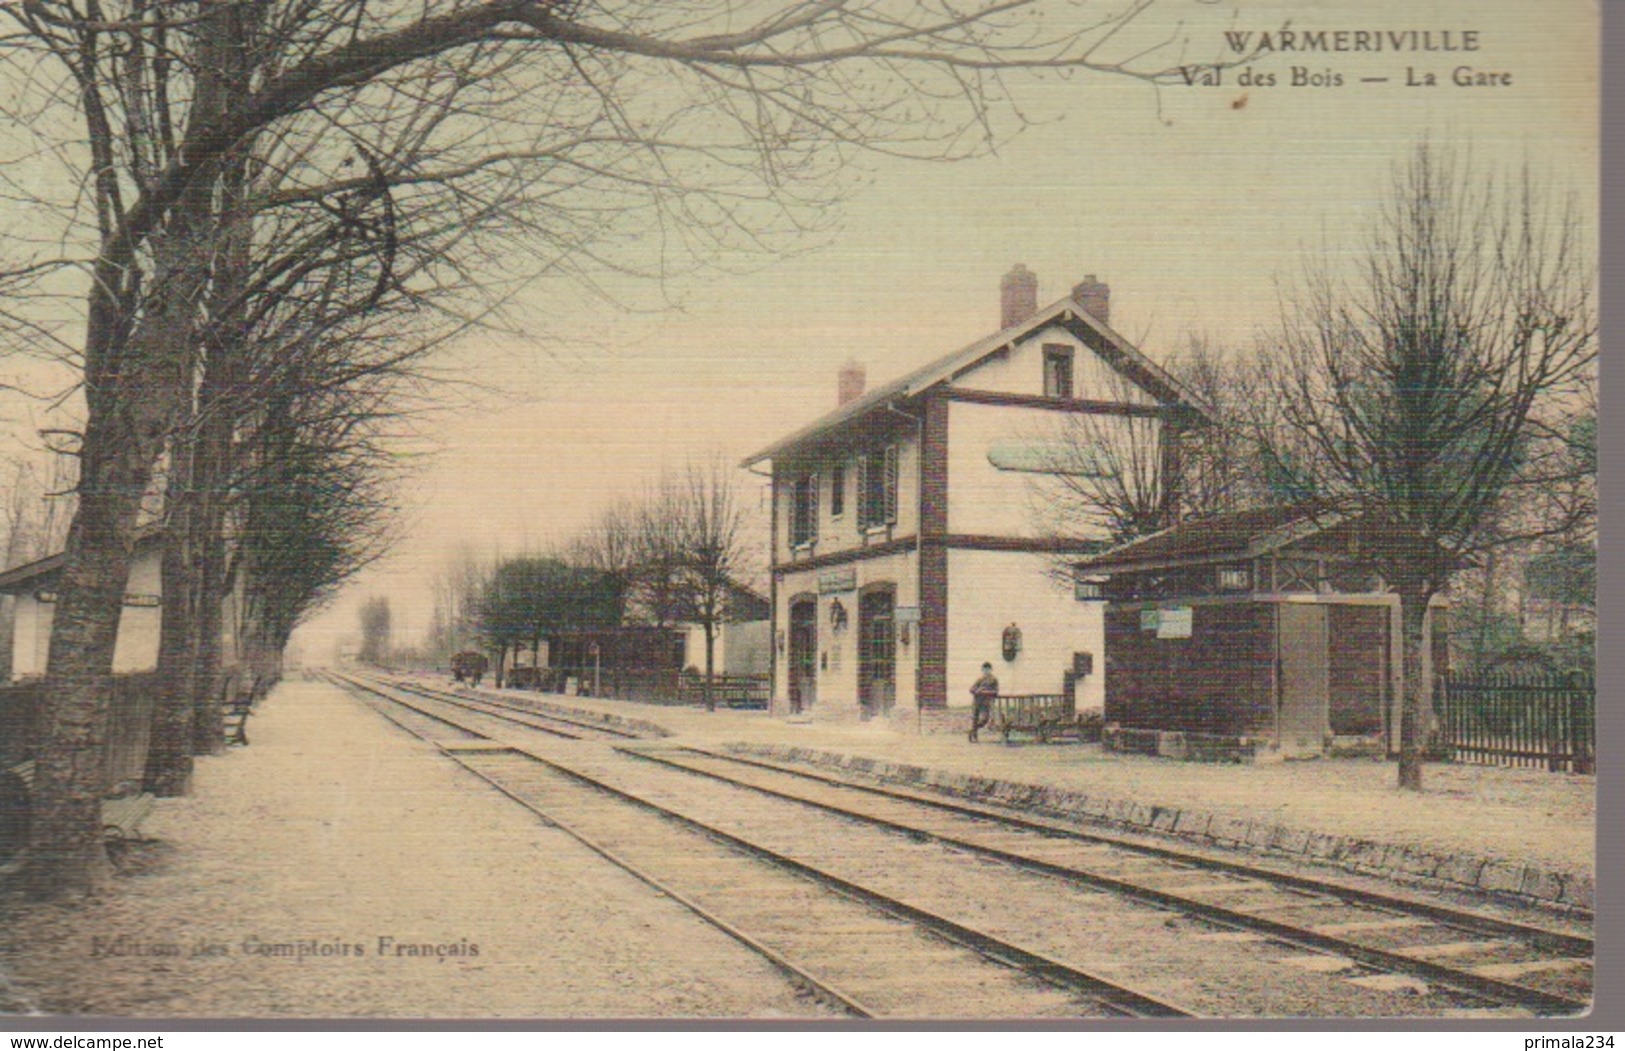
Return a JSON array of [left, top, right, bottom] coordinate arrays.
[[818, 568, 857, 594]]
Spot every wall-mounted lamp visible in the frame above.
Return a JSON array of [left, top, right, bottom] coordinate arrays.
[[1002, 622, 1022, 662]]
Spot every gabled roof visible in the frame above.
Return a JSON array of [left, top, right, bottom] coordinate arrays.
[[0, 526, 165, 595], [1072, 504, 1346, 575], [740, 294, 1213, 467], [725, 581, 771, 621]]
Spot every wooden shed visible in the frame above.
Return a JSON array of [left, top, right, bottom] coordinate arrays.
[[1073, 506, 1447, 759]]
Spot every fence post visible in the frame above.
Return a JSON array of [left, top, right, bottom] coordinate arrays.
[[1571, 672, 1595, 775]]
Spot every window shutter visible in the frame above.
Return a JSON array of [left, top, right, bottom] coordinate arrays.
[[884, 445, 899, 524], [855, 455, 869, 527], [809, 472, 818, 537]]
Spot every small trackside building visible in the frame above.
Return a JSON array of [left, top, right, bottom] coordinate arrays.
[[742, 267, 1210, 724], [1072, 505, 1449, 759], [0, 530, 166, 680]]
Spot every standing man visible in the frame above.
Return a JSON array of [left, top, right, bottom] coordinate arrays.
[[969, 662, 1000, 743]]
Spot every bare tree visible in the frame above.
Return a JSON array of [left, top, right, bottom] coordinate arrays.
[[670, 461, 748, 711], [629, 483, 690, 629], [426, 545, 489, 664], [1254, 143, 1595, 791], [358, 595, 393, 667], [0, 0, 1227, 896], [1026, 344, 1248, 563]]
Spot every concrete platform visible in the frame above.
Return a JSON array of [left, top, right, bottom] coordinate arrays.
[[434, 673, 1595, 913]]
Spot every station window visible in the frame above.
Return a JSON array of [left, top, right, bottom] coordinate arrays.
[[857, 445, 898, 529], [789, 473, 818, 548], [830, 463, 846, 518], [1043, 344, 1074, 399]]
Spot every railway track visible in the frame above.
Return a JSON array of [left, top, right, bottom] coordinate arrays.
[[347, 671, 648, 741], [327, 669, 1592, 1017], [621, 745, 1592, 1016], [324, 670, 1191, 1019]]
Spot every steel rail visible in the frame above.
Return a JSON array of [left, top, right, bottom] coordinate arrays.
[[667, 745, 1596, 947], [624, 746, 1590, 1016], [330, 671, 588, 741], [324, 671, 506, 740], [329, 671, 1190, 1018], [324, 673, 875, 1018], [366, 673, 646, 740], [504, 744, 1192, 1018], [450, 749, 881, 1019]]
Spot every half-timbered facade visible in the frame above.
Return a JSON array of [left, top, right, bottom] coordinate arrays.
[[743, 267, 1209, 721]]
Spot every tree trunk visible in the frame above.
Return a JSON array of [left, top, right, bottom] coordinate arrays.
[[189, 517, 228, 756], [1474, 546, 1497, 672], [189, 399, 234, 756], [704, 623, 716, 712], [25, 435, 153, 897], [1396, 588, 1434, 792], [27, 204, 213, 891], [144, 445, 199, 797], [190, 135, 253, 755]]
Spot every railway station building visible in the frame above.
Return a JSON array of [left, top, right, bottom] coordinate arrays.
[[742, 267, 1210, 723]]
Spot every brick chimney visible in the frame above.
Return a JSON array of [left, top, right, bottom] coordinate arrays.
[[1000, 263, 1039, 329], [837, 358, 866, 406], [1072, 275, 1110, 325]]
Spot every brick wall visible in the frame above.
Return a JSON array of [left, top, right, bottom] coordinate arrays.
[[917, 392, 950, 708], [1104, 601, 1275, 737]]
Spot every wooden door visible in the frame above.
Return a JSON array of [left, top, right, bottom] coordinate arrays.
[[1277, 603, 1330, 755], [788, 599, 817, 713], [858, 588, 896, 717]]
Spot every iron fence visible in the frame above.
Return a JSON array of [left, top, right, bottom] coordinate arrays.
[[1434, 670, 1594, 773]]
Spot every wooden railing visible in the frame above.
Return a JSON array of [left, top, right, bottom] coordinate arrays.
[[521, 667, 770, 709], [676, 673, 770, 709]]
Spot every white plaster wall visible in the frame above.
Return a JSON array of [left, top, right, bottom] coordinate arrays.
[[954, 325, 1156, 403], [725, 619, 771, 676], [944, 549, 1106, 712], [946, 399, 1140, 540], [11, 594, 46, 679], [9, 597, 162, 677], [682, 619, 770, 676], [773, 551, 918, 715], [7, 547, 164, 679], [111, 605, 161, 673]]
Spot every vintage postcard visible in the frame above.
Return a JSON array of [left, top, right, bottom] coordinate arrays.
[[0, 0, 1601, 1031]]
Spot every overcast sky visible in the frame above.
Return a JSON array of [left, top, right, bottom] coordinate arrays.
[[0, 0, 1599, 657], [300, 0, 1603, 654]]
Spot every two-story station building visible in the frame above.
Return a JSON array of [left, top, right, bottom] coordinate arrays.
[[742, 267, 1210, 722]]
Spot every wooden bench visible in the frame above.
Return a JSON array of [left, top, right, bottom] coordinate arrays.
[[223, 699, 253, 746], [676, 673, 771, 709], [985, 694, 1087, 744], [2, 760, 156, 855], [100, 792, 156, 844], [221, 673, 269, 747]]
